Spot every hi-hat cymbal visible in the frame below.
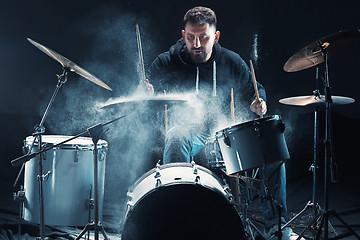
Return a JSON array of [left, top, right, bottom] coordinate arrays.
[[101, 94, 189, 109], [284, 29, 360, 72], [279, 95, 355, 106], [27, 38, 112, 91]]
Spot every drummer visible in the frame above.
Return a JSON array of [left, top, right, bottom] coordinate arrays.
[[140, 6, 300, 240]]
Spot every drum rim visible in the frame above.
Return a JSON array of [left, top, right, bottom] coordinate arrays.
[[127, 181, 233, 214], [215, 114, 281, 136], [25, 135, 108, 148], [129, 162, 223, 191]]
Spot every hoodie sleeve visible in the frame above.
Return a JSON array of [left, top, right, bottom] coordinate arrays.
[[147, 52, 172, 93]]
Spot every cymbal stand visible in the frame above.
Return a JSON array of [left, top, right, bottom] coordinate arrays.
[[283, 88, 335, 237], [12, 68, 68, 240], [303, 41, 359, 240]]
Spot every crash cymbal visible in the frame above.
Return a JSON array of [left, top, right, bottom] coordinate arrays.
[[284, 29, 360, 72], [279, 95, 355, 106], [101, 94, 189, 109], [27, 38, 112, 91]]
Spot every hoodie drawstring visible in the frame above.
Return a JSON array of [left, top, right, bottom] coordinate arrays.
[[195, 67, 199, 94], [195, 61, 217, 96], [213, 61, 217, 96]]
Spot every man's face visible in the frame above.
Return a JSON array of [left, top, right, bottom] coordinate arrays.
[[182, 22, 220, 63]]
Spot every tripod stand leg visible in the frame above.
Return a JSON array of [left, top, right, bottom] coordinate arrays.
[[294, 211, 323, 240], [98, 222, 109, 240], [245, 220, 256, 240], [330, 211, 360, 239], [249, 219, 266, 239], [315, 212, 326, 240], [283, 201, 313, 229], [75, 223, 94, 240]]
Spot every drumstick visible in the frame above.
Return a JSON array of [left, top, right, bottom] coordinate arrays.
[[164, 90, 168, 133], [249, 59, 260, 102], [249, 59, 263, 118], [230, 88, 235, 123], [136, 24, 146, 83]]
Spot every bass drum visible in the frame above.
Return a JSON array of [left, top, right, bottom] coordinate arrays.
[[23, 135, 107, 226], [121, 162, 245, 240]]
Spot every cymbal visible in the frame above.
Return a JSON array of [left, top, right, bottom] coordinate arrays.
[[284, 29, 360, 72], [27, 38, 112, 91], [279, 95, 355, 106], [101, 94, 189, 109]]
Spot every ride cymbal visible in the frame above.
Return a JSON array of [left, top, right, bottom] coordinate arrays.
[[27, 38, 112, 91], [279, 95, 355, 106], [284, 29, 360, 72]]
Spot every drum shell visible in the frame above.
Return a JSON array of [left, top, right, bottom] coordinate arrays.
[[23, 135, 107, 226], [122, 163, 245, 240], [216, 115, 290, 175]]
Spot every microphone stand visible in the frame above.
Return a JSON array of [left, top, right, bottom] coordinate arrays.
[[12, 68, 68, 240], [75, 123, 108, 240]]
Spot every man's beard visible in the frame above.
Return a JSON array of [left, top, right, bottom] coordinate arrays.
[[189, 48, 208, 63]]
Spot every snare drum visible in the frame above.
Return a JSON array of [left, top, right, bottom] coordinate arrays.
[[216, 115, 290, 175], [23, 135, 107, 226], [122, 162, 245, 240]]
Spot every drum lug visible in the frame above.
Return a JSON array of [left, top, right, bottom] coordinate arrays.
[[222, 132, 231, 147], [221, 178, 234, 202], [224, 185, 234, 202], [98, 147, 106, 162], [195, 175, 200, 183], [74, 146, 80, 162], [154, 162, 162, 187], [191, 161, 198, 175], [253, 122, 260, 137], [37, 170, 52, 181], [126, 192, 134, 208], [156, 179, 162, 187], [127, 191, 134, 200], [155, 162, 161, 179], [191, 161, 201, 183]]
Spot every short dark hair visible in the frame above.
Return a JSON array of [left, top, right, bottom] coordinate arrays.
[[183, 6, 217, 29]]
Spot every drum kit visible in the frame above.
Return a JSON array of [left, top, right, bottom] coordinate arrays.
[[10, 28, 359, 240]]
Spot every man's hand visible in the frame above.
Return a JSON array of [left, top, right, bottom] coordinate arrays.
[[137, 79, 154, 94], [250, 98, 267, 117]]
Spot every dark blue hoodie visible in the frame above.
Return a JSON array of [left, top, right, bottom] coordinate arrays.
[[148, 38, 266, 122]]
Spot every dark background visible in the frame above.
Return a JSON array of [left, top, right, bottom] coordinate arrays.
[[1, 0, 359, 235]]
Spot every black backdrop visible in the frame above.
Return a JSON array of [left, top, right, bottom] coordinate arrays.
[[1, 0, 359, 232]]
